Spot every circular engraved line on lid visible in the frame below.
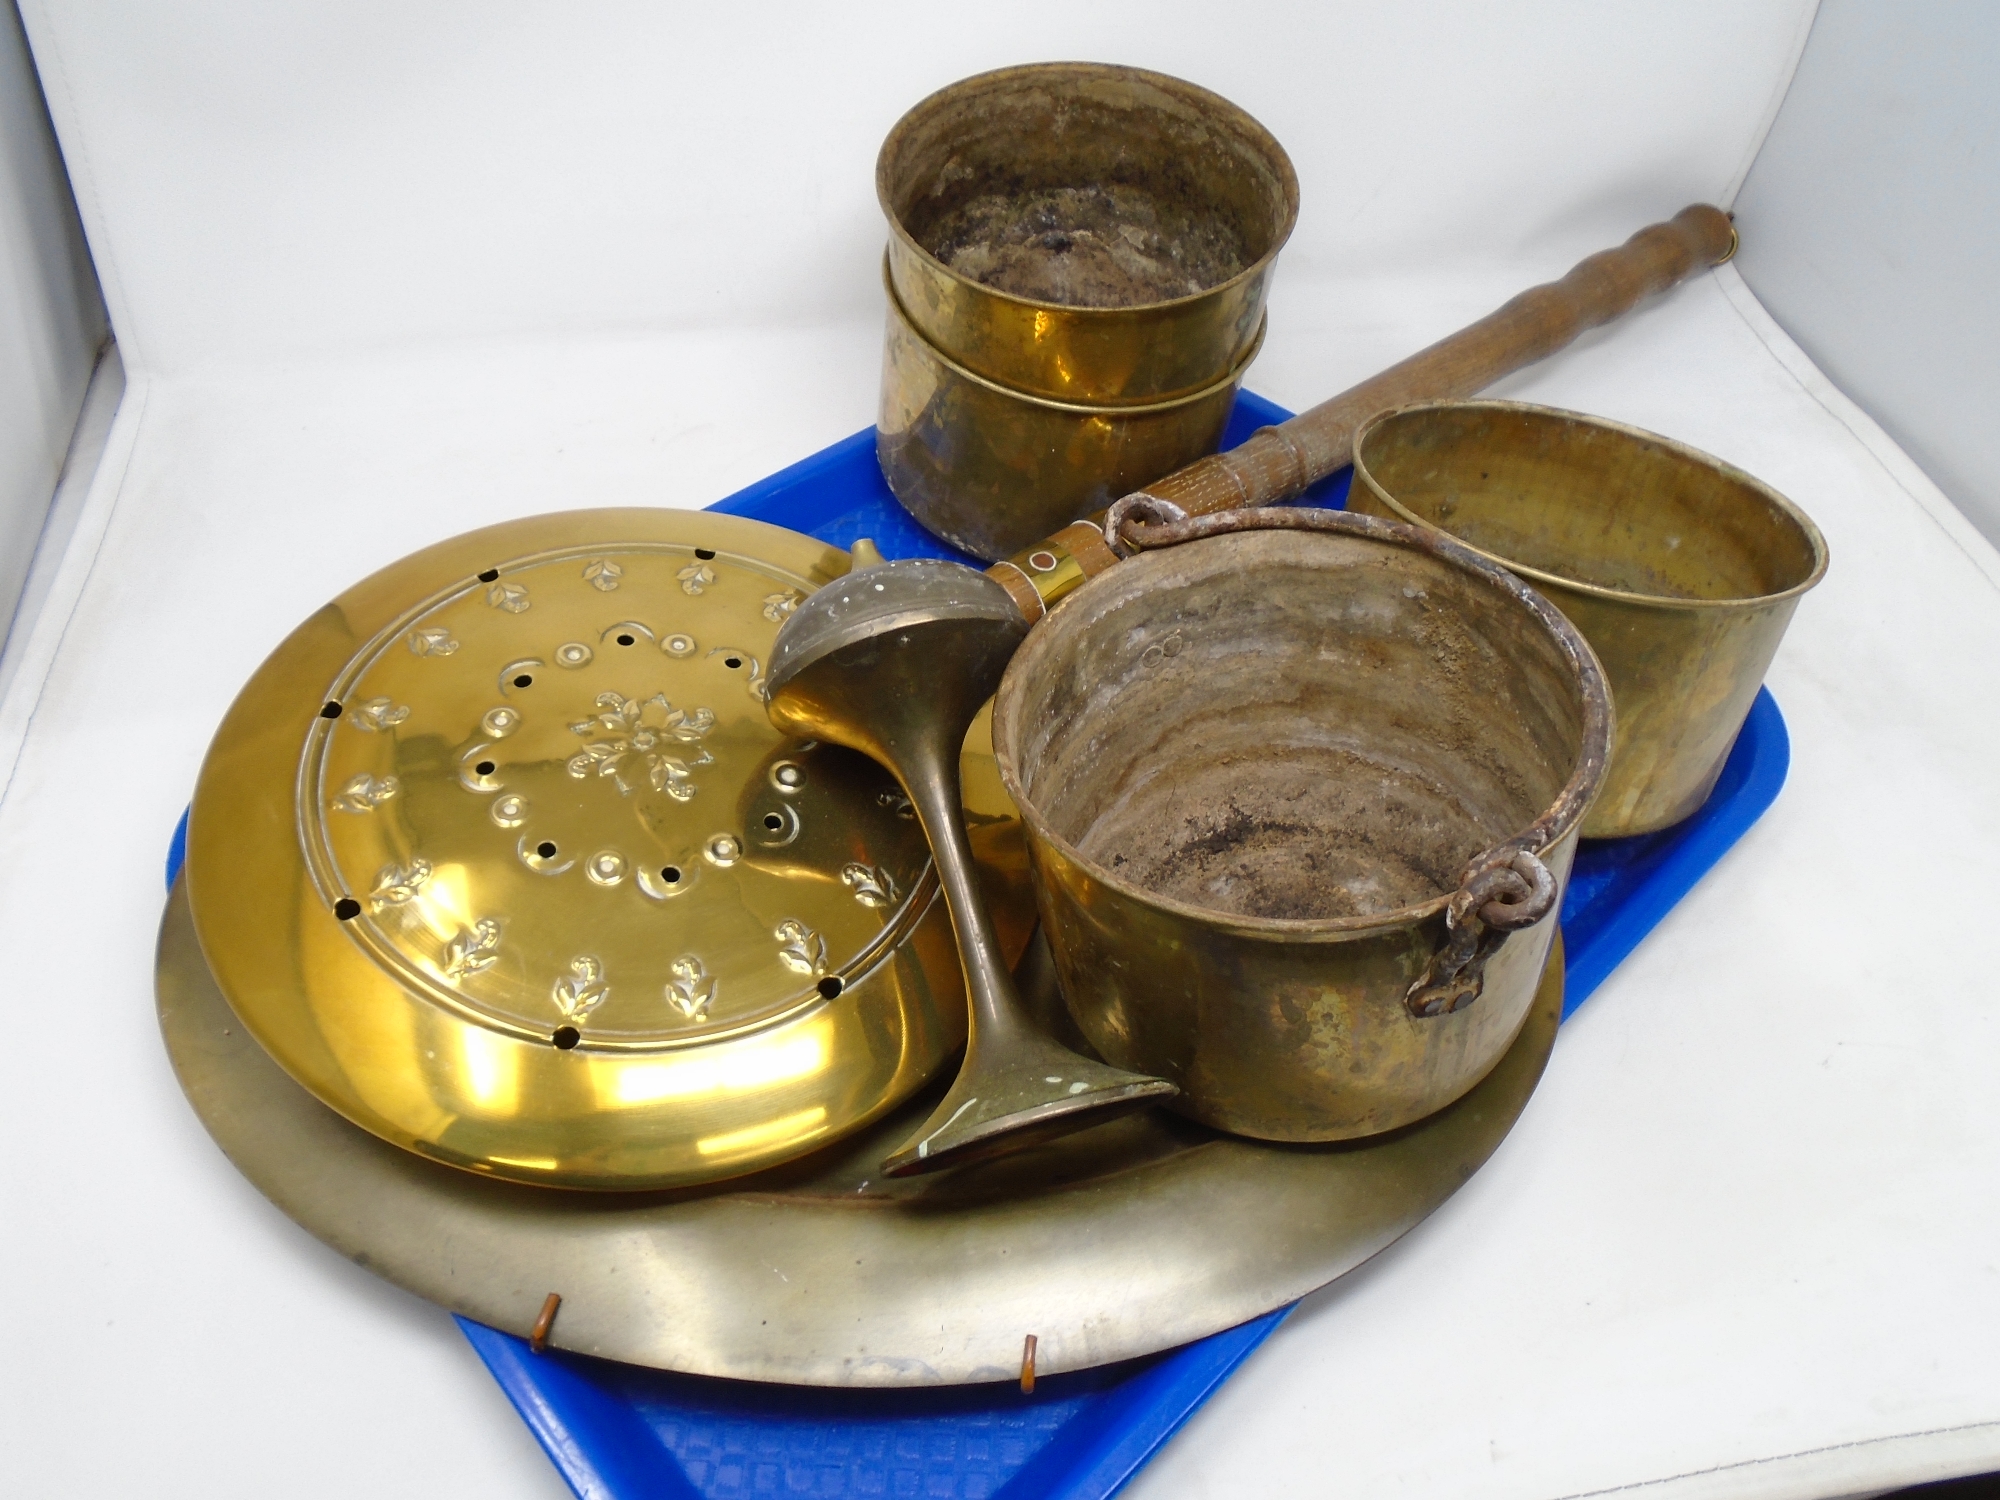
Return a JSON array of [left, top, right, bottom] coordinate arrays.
[[553, 956, 609, 1024], [582, 558, 623, 591], [346, 697, 410, 732], [703, 834, 741, 867], [490, 793, 529, 828], [518, 835, 576, 875], [554, 641, 593, 669], [662, 633, 696, 658], [664, 955, 716, 1021], [481, 705, 522, 737], [585, 850, 629, 887]]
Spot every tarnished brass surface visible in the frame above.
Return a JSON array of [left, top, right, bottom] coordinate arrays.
[[185, 509, 1033, 1190], [995, 519, 1608, 1140], [158, 877, 1561, 1386], [878, 62, 1296, 404], [767, 559, 1175, 1176], [876, 266, 1259, 560], [1350, 401, 1827, 835]]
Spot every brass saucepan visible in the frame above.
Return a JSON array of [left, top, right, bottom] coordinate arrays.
[[991, 507, 1610, 1139]]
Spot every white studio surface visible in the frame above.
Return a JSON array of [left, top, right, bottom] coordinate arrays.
[[3, 3, 1997, 1497]]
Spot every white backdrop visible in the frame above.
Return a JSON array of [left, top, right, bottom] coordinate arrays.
[[1734, 0, 2000, 544], [0, 4, 102, 652], [21, 1, 1814, 378]]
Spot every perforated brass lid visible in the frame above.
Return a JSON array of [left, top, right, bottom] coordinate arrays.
[[186, 509, 1030, 1189]]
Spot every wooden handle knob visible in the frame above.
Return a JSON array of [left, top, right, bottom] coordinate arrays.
[[989, 204, 1735, 619]]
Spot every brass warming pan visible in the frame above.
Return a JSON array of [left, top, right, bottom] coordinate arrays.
[[181, 509, 1033, 1190]]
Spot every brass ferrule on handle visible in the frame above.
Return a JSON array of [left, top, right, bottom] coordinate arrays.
[[989, 204, 1737, 621]]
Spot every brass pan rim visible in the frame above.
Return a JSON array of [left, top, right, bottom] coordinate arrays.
[[881, 257, 1268, 413], [1354, 399, 1832, 611], [875, 61, 1301, 319], [993, 521, 1608, 943]]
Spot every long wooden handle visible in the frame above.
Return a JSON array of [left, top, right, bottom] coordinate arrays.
[[989, 203, 1736, 619]]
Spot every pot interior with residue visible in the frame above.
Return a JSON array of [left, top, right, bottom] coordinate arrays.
[[882, 69, 1295, 308], [999, 530, 1587, 924]]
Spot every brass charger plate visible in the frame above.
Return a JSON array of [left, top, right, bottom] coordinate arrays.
[[160, 879, 1560, 1387], [184, 509, 1032, 1190]]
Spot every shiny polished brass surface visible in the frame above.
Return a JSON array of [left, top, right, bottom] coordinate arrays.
[[159, 877, 1561, 1385], [1349, 401, 1827, 835], [994, 514, 1609, 1140], [185, 509, 1034, 1190], [766, 559, 1175, 1175], [878, 62, 1297, 404], [876, 265, 1259, 560]]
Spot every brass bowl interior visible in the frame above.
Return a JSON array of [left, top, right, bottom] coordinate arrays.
[[878, 63, 1297, 310], [1008, 530, 1587, 928], [1354, 403, 1826, 605]]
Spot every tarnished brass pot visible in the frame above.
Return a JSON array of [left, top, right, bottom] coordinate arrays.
[[992, 511, 1610, 1141], [1349, 401, 1827, 836], [875, 62, 1297, 559], [878, 62, 1297, 403], [877, 266, 1263, 561]]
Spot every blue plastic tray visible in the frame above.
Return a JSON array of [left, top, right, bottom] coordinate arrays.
[[162, 392, 1790, 1500]]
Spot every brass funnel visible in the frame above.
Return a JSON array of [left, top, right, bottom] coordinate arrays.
[[766, 558, 1176, 1175]]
